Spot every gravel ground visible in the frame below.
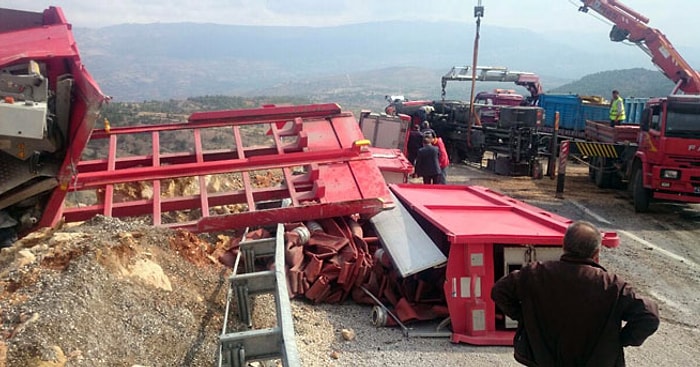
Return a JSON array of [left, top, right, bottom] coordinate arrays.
[[1, 161, 699, 366]]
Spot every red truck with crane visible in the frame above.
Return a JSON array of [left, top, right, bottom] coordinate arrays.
[[567, 0, 700, 212], [382, 66, 545, 175]]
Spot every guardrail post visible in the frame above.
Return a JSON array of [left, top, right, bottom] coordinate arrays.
[[546, 112, 560, 178], [555, 140, 569, 199]]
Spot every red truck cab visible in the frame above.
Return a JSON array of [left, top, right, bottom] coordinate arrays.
[[632, 95, 700, 210], [474, 89, 525, 125]]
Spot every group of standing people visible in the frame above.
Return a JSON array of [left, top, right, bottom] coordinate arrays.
[[406, 121, 449, 184]]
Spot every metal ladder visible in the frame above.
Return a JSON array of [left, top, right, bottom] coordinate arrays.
[[218, 223, 300, 367]]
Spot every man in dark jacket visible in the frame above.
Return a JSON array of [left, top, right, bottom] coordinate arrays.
[[413, 136, 441, 184], [491, 221, 659, 367], [406, 124, 423, 165]]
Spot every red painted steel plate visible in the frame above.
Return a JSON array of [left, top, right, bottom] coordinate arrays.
[[390, 184, 619, 247], [368, 147, 413, 174], [1, 7, 107, 232]]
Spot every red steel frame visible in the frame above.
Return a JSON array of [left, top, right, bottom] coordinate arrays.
[[389, 183, 619, 346], [62, 103, 394, 232], [1, 7, 107, 232]]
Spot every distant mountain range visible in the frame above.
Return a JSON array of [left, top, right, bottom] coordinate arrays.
[[72, 21, 698, 109], [549, 68, 674, 98]]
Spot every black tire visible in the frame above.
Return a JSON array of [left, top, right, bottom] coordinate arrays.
[[594, 157, 612, 188], [588, 157, 596, 182], [609, 164, 623, 189], [633, 169, 651, 213]]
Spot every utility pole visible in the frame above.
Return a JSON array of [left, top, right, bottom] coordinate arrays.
[[468, 1, 484, 146]]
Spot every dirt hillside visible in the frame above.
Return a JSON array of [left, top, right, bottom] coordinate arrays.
[[0, 216, 230, 367]]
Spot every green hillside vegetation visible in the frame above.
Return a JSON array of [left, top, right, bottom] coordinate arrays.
[[100, 95, 312, 128], [85, 95, 311, 160], [548, 68, 675, 98]]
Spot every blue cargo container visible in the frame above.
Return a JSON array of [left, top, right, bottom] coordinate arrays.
[[539, 94, 648, 132], [624, 97, 647, 123]]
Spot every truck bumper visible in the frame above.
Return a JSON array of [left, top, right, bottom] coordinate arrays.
[[651, 166, 700, 204]]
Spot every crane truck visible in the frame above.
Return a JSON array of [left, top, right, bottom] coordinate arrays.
[[383, 66, 544, 175], [570, 0, 700, 212]]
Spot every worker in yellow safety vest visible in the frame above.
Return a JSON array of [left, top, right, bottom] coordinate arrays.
[[609, 90, 626, 127]]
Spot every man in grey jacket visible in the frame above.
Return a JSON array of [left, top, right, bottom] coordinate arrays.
[[491, 221, 659, 367]]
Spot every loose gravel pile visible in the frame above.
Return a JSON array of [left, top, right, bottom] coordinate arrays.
[[0, 216, 228, 367]]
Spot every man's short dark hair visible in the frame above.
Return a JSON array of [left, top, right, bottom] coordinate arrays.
[[563, 221, 601, 258], [612, 90, 619, 95]]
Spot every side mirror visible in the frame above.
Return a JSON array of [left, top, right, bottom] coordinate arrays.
[[640, 108, 650, 132]]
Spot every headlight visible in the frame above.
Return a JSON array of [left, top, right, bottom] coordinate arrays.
[[661, 169, 680, 179]]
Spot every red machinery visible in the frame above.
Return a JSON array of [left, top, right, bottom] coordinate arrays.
[[0, 7, 107, 245], [385, 66, 544, 125], [390, 183, 619, 345], [579, 0, 700, 94], [64, 103, 395, 232], [0, 6, 400, 242], [441, 66, 543, 107], [574, 0, 700, 211]]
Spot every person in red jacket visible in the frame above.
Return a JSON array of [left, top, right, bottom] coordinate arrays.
[[423, 130, 450, 184], [491, 221, 659, 367]]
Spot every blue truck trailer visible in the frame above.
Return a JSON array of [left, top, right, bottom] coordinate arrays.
[[539, 94, 647, 137]]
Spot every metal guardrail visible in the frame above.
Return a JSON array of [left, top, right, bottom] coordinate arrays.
[[218, 223, 300, 367]]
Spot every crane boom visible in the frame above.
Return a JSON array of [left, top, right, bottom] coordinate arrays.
[[441, 66, 543, 104], [579, 0, 700, 94]]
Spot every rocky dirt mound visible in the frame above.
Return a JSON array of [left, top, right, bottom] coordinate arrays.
[[0, 216, 230, 367]]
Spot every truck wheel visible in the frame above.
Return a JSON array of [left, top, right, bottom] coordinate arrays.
[[594, 157, 611, 188], [633, 169, 651, 213], [588, 157, 596, 182], [609, 166, 623, 189]]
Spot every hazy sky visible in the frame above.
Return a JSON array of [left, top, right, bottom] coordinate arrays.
[[10, 0, 698, 47]]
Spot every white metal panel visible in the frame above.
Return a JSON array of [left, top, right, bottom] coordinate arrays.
[[460, 277, 470, 298], [0, 101, 47, 139], [370, 192, 447, 277], [472, 309, 486, 331]]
